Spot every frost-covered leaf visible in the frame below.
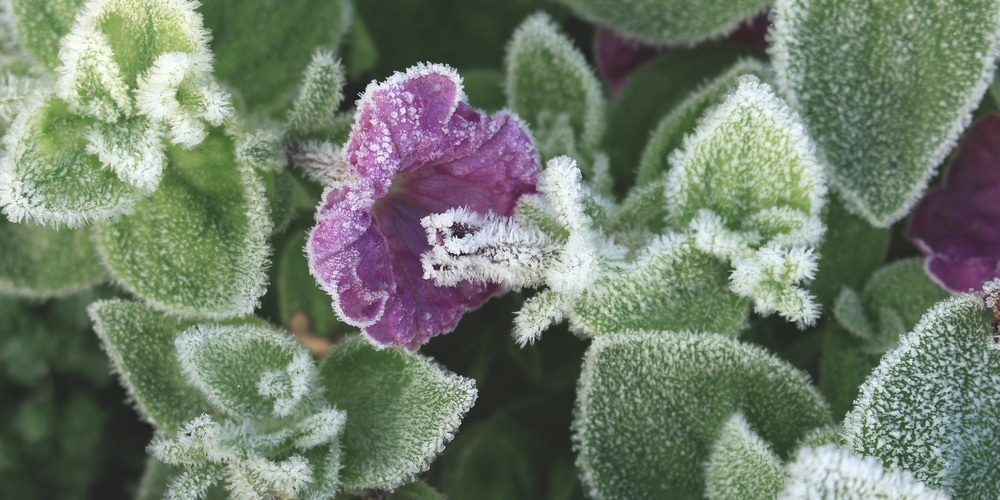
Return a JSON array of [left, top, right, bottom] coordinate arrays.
[[10, 0, 84, 69], [0, 218, 104, 297], [175, 323, 319, 419], [95, 128, 271, 319], [88, 300, 213, 433], [771, 0, 1000, 226], [556, 0, 768, 45], [287, 50, 346, 138], [574, 331, 832, 499], [635, 58, 766, 186], [844, 289, 1000, 497], [319, 336, 477, 491], [704, 412, 785, 500], [57, 0, 230, 135], [86, 115, 166, 191], [505, 13, 605, 158], [571, 234, 747, 337], [0, 92, 146, 227], [834, 259, 950, 354], [606, 46, 761, 191], [200, 0, 352, 114], [779, 445, 950, 499]]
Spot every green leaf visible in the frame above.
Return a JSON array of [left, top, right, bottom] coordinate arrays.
[[287, 50, 346, 138], [574, 331, 832, 499], [200, 0, 352, 115], [10, 0, 84, 69], [175, 323, 319, 419], [95, 128, 271, 319], [571, 234, 748, 337], [771, 0, 1000, 226], [277, 226, 345, 337], [704, 413, 785, 500], [779, 445, 949, 499], [556, 0, 768, 45], [0, 93, 146, 227], [438, 415, 546, 500], [0, 218, 105, 297], [505, 12, 605, 157], [808, 195, 890, 310], [837, 258, 950, 354], [605, 45, 761, 194], [635, 58, 766, 186], [817, 323, 879, 422], [319, 336, 477, 491], [844, 290, 1000, 497], [88, 300, 213, 433]]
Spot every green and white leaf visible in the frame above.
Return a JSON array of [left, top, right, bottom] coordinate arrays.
[[556, 0, 768, 45], [0, 218, 104, 297], [95, 128, 272, 319], [287, 50, 346, 138], [10, 0, 84, 69], [704, 412, 785, 500], [200, 0, 352, 115], [319, 336, 477, 492], [0, 92, 146, 227], [834, 258, 950, 354], [86, 115, 166, 190], [88, 300, 214, 433], [57, 0, 230, 135], [574, 331, 832, 499], [665, 75, 826, 326], [771, 0, 1000, 226], [844, 287, 1000, 498], [779, 445, 950, 499], [505, 13, 605, 159], [175, 323, 320, 419], [636, 58, 767, 186], [0, 72, 40, 128]]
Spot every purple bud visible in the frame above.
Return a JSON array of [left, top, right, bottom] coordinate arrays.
[[307, 64, 541, 349]]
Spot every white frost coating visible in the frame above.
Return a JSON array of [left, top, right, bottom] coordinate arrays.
[[292, 406, 347, 450], [288, 140, 354, 187], [232, 121, 288, 173], [513, 289, 569, 346], [135, 51, 232, 148], [237, 454, 314, 498], [769, 0, 1000, 227], [730, 244, 820, 327], [420, 207, 557, 289], [0, 72, 39, 123], [55, 27, 130, 120], [690, 209, 761, 260], [704, 412, 785, 500], [779, 445, 950, 499], [85, 119, 166, 191], [538, 155, 593, 233], [982, 278, 1000, 308], [288, 49, 346, 135]]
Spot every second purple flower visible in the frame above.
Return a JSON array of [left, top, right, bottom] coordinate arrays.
[[308, 64, 541, 349]]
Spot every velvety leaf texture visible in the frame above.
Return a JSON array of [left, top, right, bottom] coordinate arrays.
[[704, 413, 785, 500], [10, 0, 84, 69], [555, 0, 769, 45], [574, 331, 832, 499], [844, 290, 1000, 497], [319, 336, 477, 492], [95, 129, 271, 319], [771, 0, 1000, 227], [88, 300, 213, 433], [779, 445, 949, 499], [0, 218, 105, 297]]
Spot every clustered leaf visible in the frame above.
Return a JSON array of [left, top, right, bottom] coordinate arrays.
[[704, 412, 785, 500], [779, 445, 949, 499]]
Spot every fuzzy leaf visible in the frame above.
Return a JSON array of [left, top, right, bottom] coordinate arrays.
[[287, 50, 346, 138], [0, 218, 104, 297], [200, 0, 351, 115], [771, 0, 1000, 226], [844, 290, 1000, 497], [319, 336, 477, 491], [95, 128, 271, 319], [556, 0, 768, 45], [175, 323, 319, 419], [834, 258, 950, 354], [88, 300, 213, 433], [571, 234, 748, 337], [704, 412, 785, 500], [574, 331, 832, 499], [505, 13, 605, 157], [10, 0, 84, 69], [606, 46, 760, 192], [0, 93, 146, 227], [779, 445, 949, 499], [636, 58, 767, 186]]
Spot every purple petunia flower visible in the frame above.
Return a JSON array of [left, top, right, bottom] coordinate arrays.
[[307, 63, 541, 349], [909, 113, 1000, 292]]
